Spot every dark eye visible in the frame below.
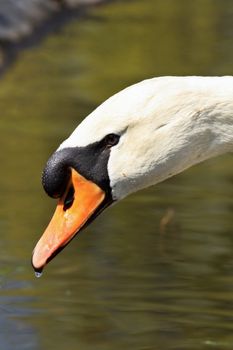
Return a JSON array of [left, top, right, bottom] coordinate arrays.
[[103, 133, 120, 147]]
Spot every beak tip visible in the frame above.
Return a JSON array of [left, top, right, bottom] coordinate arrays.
[[31, 251, 45, 276]]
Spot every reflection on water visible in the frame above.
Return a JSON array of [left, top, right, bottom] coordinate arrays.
[[0, 0, 233, 349]]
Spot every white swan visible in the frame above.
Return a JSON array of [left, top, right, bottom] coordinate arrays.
[[32, 76, 233, 272]]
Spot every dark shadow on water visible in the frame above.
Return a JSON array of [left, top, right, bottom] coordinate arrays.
[[0, 0, 114, 78]]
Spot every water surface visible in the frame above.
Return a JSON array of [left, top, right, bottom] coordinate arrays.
[[0, 0, 233, 349]]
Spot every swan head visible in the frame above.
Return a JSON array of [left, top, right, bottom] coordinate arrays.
[[32, 76, 232, 272]]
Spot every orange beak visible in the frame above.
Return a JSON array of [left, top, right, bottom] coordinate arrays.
[[32, 169, 105, 272]]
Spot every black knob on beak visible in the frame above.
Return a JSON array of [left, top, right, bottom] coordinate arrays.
[[42, 149, 71, 198]]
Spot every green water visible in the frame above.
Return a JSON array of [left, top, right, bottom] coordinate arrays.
[[0, 0, 233, 349]]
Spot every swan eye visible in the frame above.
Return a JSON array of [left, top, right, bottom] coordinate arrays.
[[103, 133, 120, 147]]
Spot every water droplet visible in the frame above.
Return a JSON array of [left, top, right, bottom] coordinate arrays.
[[35, 271, 43, 278]]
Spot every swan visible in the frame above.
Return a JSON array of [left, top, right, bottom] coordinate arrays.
[[32, 76, 233, 273]]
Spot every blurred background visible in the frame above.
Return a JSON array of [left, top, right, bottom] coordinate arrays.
[[0, 0, 233, 349]]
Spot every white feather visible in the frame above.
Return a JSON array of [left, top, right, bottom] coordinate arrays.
[[59, 76, 233, 200]]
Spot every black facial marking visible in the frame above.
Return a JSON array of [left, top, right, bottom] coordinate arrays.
[[42, 134, 120, 199]]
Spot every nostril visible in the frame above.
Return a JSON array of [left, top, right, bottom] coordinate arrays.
[[63, 185, 75, 211]]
